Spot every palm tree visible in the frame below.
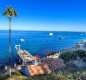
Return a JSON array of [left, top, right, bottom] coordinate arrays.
[[3, 6, 17, 77]]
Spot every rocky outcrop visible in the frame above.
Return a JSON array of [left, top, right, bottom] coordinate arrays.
[[42, 58, 66, 71]]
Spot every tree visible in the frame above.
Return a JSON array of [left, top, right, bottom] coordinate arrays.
[[3, 6, 17, 77]]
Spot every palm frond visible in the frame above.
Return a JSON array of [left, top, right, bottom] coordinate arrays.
[[3, 6, 17, 18]]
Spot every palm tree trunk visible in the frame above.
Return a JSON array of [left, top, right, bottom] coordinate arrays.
[[9, 17, 11, 77]]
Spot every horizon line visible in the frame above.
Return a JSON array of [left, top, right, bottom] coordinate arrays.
[[0, 29, 86, 32]]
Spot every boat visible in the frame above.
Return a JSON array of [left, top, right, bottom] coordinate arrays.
[[58, 33, 63, 40], [49, 32, 53, 36], [20, 38, 25, 42], [58, 37, 63, 40]]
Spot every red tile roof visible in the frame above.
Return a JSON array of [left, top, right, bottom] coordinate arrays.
[[27, 58, 66, 76], [28, 63, 51, 76]]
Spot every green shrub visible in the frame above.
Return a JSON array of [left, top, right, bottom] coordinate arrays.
[[74, 49, 86, 58], [59, 50, 86, 61], [59, 50, 77, 61], [12, 71, 21, 76]]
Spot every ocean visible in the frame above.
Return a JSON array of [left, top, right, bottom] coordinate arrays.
[[0, 30, 86, 66]]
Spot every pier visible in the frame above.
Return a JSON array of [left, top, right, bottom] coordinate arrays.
[[15, 45, 41, 65]]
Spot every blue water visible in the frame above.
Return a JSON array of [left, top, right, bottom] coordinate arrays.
[[0, 30, 86, 66]]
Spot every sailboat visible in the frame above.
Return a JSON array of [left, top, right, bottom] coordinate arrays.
[[59, 36, 63, 40], [58, 32, 63, 40]]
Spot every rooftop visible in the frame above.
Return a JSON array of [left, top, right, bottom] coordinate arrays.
[[28, 63, 51, 76]]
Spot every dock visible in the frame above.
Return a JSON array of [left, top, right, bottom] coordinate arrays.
[[15, 45, 41, 65]]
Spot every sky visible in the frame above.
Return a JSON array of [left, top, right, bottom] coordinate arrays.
[[0, 0, 86, 31]]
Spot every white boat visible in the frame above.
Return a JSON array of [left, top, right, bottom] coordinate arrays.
[[20, 38, 25, 42], [49, 32, 53, 36]]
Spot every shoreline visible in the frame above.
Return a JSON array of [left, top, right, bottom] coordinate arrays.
[[47, 39, 86, 58]]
